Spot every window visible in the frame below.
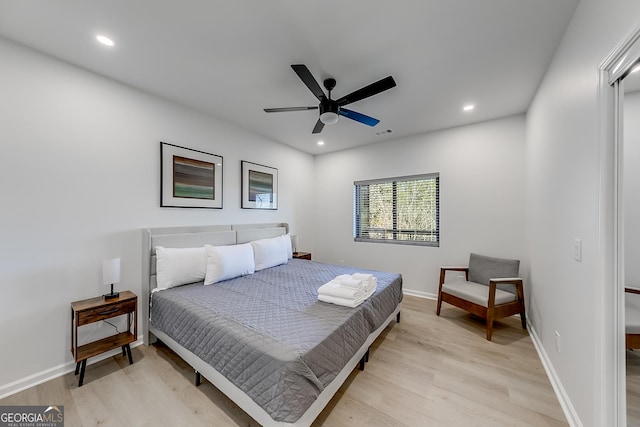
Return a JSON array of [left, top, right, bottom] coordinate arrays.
[[354, 173, 439, 246]]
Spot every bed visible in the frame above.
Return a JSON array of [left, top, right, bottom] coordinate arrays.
[[142, 223, 402, 426]]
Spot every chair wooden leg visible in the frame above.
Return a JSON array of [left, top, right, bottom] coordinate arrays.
[[516, 283, 526, 330], [486, 318, 494, 341], [436, 268, 445, 316], [486, 283, 497, 341]]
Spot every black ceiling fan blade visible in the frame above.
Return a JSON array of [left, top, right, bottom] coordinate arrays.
[[312, 119, 324, 134], [264, 106, 318, 113], [339, 108, 380, 127], [291, 64, 326, 102], [336, 76, 396, 106]]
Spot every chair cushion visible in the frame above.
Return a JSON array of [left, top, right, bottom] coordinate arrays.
[[442, 281, 517, 307], [468, 253, 520, 294], [627, 292, 640, 334]]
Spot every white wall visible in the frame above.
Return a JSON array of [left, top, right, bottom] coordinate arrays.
[[313, 115, 525, 296], [0, 37, 315, 392], [525, 1, 640, 425], [625, 90, 640, 286]]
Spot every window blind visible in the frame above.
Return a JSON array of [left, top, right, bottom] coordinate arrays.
[[354, 173, 439, 246]]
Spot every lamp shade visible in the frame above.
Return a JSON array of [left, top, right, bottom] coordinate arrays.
[[290, 235, 299, 252], [102, 257, 121, 285]]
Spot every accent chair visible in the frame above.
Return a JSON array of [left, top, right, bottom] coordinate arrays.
[[436, 253, 526, 341]]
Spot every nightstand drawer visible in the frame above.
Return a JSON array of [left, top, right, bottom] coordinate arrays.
[[77, 300, 136, 325]]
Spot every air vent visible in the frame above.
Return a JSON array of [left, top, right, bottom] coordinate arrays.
[[375, 129, 393, 136]]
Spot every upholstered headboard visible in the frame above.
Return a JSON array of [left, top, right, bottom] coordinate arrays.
[[141, 223, 288, 344]]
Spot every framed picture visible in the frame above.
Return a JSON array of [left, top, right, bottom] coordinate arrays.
[[241, 161, 278, 210], [160, 142, 223, 208]]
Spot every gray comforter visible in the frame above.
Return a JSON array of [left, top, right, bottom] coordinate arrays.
[[150, 259, 402, 423]]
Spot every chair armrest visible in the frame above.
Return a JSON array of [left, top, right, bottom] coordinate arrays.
[[440, 266, 469, 272], [439, 267, 469, 288], [626, 287, 640, 295], [489, 277, 523, 283], [488, 278, 525, 304]]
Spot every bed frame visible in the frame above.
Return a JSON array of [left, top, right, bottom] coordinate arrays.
[[141, 223, 400, 427]]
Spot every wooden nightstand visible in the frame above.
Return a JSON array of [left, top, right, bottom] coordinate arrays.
[[293, 251, 312, 260], [70, 290, 137, 386]]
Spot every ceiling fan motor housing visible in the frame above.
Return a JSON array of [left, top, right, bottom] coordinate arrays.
[[319, 98, 339, 124]]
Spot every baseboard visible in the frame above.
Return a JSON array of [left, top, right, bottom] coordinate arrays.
[[403, 289, 437, 300], [527, 321, 583, 427], [0, 336, 144, 400]]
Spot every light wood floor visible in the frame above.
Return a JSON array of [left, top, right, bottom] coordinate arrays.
[[1, 296, 567, 426]]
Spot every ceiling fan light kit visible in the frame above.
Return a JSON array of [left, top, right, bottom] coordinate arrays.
[[264, 64, 396, 134], [319, 97, 339, 124], [320, 112, 339, 125]]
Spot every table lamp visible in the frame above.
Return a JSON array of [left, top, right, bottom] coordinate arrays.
[[102, 257, 121, 300]]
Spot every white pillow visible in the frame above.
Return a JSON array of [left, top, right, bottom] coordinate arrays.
[[155, 246, 207, 289], [282, 233, 293, 259], [204, 243, 255, 285], [251, 235, 289, 271]]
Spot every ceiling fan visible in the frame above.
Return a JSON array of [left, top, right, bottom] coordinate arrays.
[[264, 64, 396, 134]]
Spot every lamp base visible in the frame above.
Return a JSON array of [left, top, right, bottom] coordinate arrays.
[[104, 291, 120, 300], [104, 283, 119, 300]]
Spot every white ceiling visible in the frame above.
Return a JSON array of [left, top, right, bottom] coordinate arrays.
[[0, 0, 579, 155]]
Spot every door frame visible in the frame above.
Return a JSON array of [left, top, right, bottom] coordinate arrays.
[[598, 23, 640, 427]]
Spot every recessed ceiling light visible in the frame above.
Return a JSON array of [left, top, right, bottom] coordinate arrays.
[[463, 104, 475, 112], [96, 35, 114, 47], [317, 140, 325, 146]]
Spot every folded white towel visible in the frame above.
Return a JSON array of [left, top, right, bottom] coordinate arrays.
[[318, 294, 365, 308], [338, 277, 364, 290], [364, 284, 376, 299], [318, 280, 365, 299], [352, 273, 374, 282], [364, 280, 377, 293], [351, 273, 377, 293]]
